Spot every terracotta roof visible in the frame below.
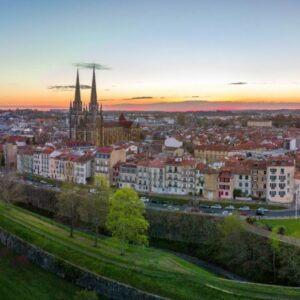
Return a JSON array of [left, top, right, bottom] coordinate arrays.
[[97, 147, 113, 154]]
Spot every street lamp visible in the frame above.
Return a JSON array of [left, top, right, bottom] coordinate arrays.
[[296, 184, 299, 220]]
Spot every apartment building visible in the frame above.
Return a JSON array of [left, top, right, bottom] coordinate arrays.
[[218, 168, 234, 200], [203, 168, 218, 200], [195, 163, 205, 196], [266, 157, 295, 204], [165, 158, 196, 195], [94, 146, 126, 184], [251, 160, 267, 199], [233, 167, 252, 197], [194, 144, 232, 163], [118, 162, 137, 189], [32, 147, 54, 177], [17, 147, 34, 174]]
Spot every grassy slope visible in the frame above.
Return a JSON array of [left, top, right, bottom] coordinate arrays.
[[0, 204, 299, 300], [259, 218, 300, 238], [0, 245, 79, 300]]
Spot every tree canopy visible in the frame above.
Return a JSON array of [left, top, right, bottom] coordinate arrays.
[[106, 187, 149, 254]]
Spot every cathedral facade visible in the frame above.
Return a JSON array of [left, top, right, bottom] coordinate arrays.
[[69, 68, 140, 146]]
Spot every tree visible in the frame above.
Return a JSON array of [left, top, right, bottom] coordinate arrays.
[[79, 175, 110, 247], [57, 183, 84, 238], [270, 229, 280, 283], [106, 187, 149, 255], [0, 172, 24, 207], [276, 225, 286, 235], [233, 189, 242, 199]]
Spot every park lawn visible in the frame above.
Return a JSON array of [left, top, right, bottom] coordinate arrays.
[[0, 204, 300, 300], [259, 218, 300, 238], [0, 245, 80, 300]]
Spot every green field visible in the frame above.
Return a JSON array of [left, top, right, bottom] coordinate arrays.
[[0, 245, 79, 300], [259, 218, 300, 238], [0, 203, 299, 300]]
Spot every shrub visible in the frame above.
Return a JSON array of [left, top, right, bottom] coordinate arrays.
[[74, 290, 98, 300], [276, 225, 286, 235], [246, 216, 256, 224]]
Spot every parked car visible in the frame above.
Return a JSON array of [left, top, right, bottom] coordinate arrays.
[[140, 197, 150, 203], [199, 204, 210, 209], [239, 206, 250, 211], [258, 207, 269, 212], [225, 205, 235, 210], [190, 207, 200, 213], [222, 210, 232, 216], [256, 209, 265, 216], [211, 204, 222, 209], [240, 211, 249, 216]]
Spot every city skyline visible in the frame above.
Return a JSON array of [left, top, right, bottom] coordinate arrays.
[[1, 0, 300, 110]]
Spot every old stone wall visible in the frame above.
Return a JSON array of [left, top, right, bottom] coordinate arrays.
[[0, 228, 167, 300]]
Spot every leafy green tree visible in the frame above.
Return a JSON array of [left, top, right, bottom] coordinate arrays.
[[270, 229, 280, 282], [57, 183, 84, 238], [0, 173, 24, 207], [276, 225, 286, 235], [106, 187, 149, 255], [79, 175, 110, 247], [74, 290, 98, 300], [233, 189, 242, 198]]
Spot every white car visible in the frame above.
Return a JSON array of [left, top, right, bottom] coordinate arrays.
[[239, 206, 250, 211], [140, 197, 150, 203], [225, 205, 235, 210], [222, 210, 232, 216], [211, 204, 222, 209]]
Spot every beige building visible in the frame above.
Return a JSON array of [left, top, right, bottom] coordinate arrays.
[[251, 161, 267, 199], [247, 120, 272, 127], [194, 145, 232, 163], [94, 146, 126, 184], [3, 137, 27, 170], [203, 168, 219, 200]]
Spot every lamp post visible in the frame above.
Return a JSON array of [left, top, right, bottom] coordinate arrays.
[[296, 184, 299, 220]]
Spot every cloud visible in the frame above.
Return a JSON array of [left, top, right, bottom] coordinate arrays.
[[228, 82, 248, 85], [48, 85, 91, 91], [73, 62, 111, 70], [127, 96, 153, 100]]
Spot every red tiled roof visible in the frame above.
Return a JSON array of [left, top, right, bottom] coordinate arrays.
[[97, 147, 113, 154]]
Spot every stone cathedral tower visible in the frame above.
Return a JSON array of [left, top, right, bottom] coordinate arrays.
[[69, 67, 104, 146], [69, 67, 140, 147]]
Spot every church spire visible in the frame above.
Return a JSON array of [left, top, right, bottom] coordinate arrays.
[[89, 65, 98, 112], [73, 69, 82, 111]]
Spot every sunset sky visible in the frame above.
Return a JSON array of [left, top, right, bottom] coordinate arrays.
[[1, 0, 300, 111]]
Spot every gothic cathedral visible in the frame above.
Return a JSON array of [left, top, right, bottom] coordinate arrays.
[[69, 67, 140, 146]]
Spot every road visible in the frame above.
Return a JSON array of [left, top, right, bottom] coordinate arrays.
[[20, 178, 299, 219], [144, 198, 299, 219]]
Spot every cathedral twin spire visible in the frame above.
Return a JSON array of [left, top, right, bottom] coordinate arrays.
[[72, 66, 99, 113]]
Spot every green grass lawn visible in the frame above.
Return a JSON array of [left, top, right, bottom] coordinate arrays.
[[0, 203, 299, 300], [258, 218, 300, 238], [0, 245, 80, 300]]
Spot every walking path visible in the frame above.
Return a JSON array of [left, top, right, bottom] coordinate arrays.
[[245, 222, 300, 247]]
